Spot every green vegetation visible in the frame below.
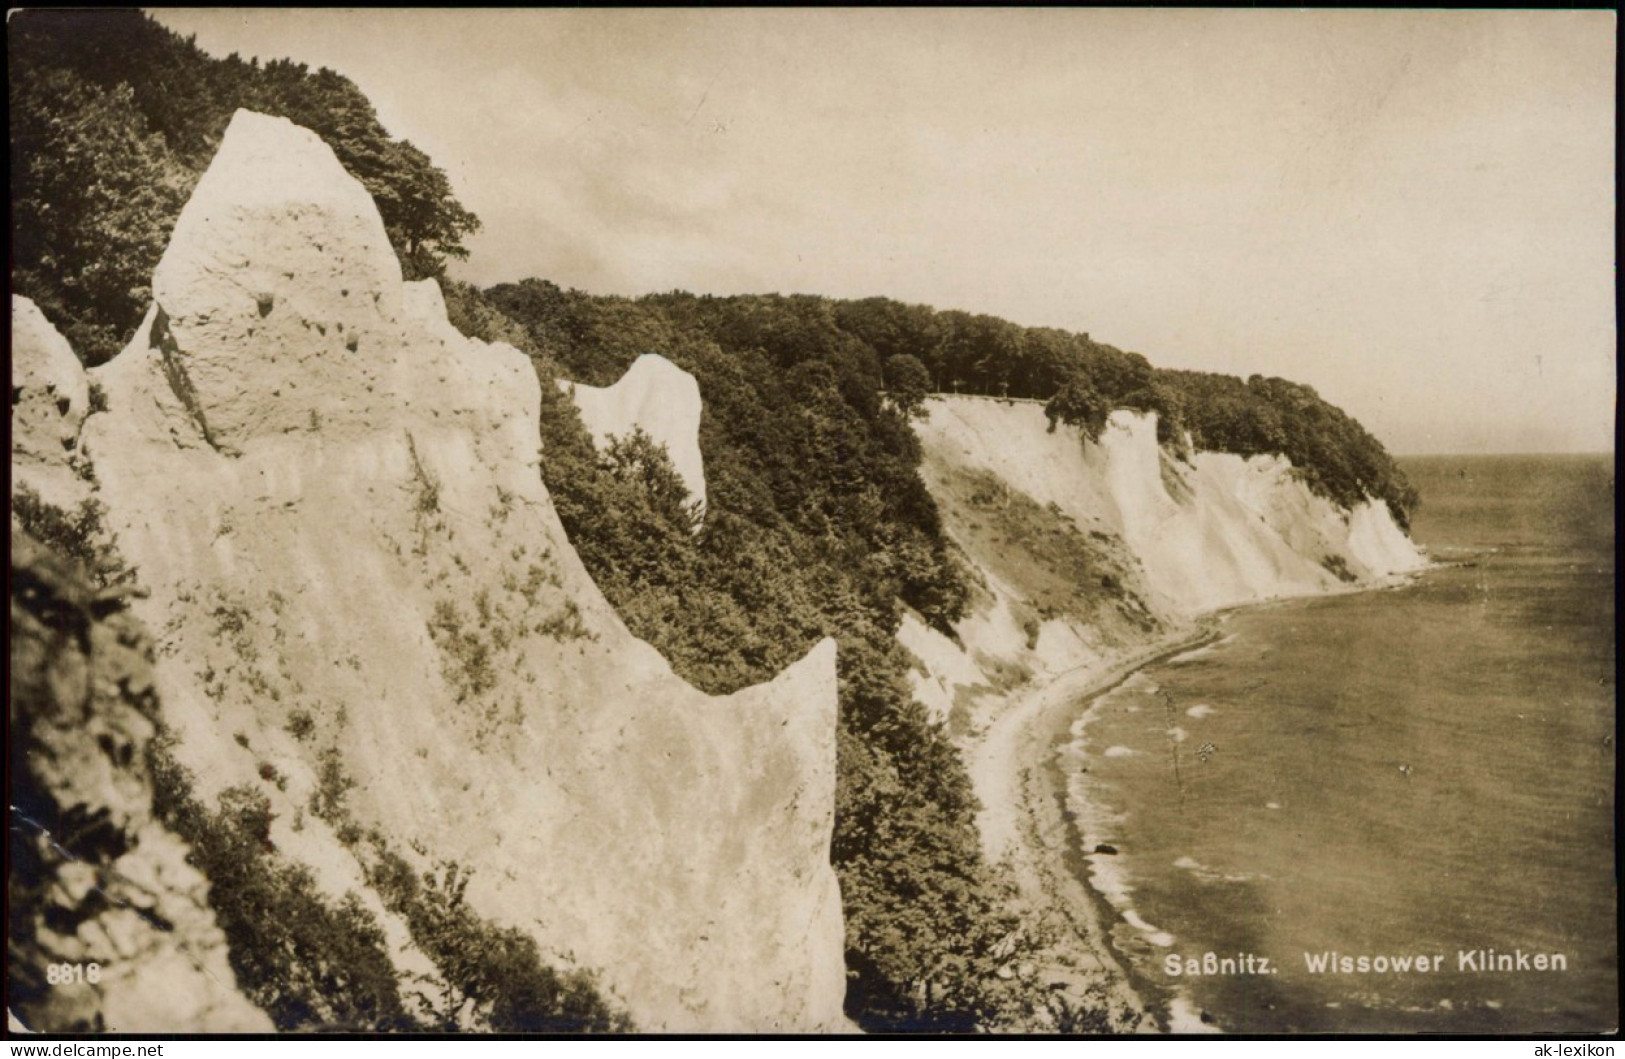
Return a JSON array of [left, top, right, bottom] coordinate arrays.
[[305, 753, 631, 1031], [1163, 369, 1420, 529], [882, 353, 933, 420], [13, 11, 1418, 1032], [469, 283, 1414, 529], [819, 298, 1414, 525], [1320, 554, 1358, 584], [931, 467, 1158, 641], [367, 853, 632, 1032], [149, 733, 413, 1031], [10, 9, 480, 363], [309, 747, 358, 828], [285, 708, 316, 741], [458, 281, 1413, 1025], [1045, 376, 1114, 442], [405, 434, 441, 516], [11, 486, 131, 589], [425, 578, 594, 743], [427, 599, 497, 704], [151, 732, 630, 1032]]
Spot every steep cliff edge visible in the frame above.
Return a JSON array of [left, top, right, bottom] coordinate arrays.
[[894, 395, 1424, 1028], [71, 110, 846, 1032], [922, 398, 1422, 619]]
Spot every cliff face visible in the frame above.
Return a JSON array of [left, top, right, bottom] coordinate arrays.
[[900, 396, 1425, 738], [11, 102, 1429, 1037], [67, 110, 846, 1032]]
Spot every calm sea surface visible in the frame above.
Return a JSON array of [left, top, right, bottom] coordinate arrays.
[[1061, 454, 1616, 1033]]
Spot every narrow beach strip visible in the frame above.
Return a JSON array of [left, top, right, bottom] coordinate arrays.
[[968, 570, 1431, 1032], [967, 622, 1220, 1032]]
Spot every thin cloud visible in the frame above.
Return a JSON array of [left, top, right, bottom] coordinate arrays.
[[150, 9, 1615, 454]]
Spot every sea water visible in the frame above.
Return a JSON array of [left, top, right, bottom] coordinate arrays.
[[1061, 454, 1616, 1033]]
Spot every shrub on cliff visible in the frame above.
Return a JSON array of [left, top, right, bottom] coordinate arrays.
[[149, 736, 415, 1031], [367, 853, 632, 1033], [11, 485, 131, 589]]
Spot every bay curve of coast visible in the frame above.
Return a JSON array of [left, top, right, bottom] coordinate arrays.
[[975, 569, 1432, 1034]]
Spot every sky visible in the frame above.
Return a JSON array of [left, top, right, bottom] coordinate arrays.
[[150, 9, 1615, 455]]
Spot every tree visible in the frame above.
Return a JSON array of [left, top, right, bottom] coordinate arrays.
[[245, 61, 481, 278], [1045, 376, 1110, 440], [10, 8, 484, 356], [601, 429, 705, 538], [1119, 381, 1191, 453], [378, 139, 482, 278], [883, 354, 933, 420], [10, 68, 189, 363]]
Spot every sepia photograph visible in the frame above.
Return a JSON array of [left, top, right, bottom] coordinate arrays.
[[7, 8, 1616, 1040]]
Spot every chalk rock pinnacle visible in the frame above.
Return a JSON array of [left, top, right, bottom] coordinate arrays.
[[11, 296, 92, 508], [569, 354, 708, 519], [147, 110, 415, 454]]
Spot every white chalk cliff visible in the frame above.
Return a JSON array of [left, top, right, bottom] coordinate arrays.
[[566, 353, 708, 520], [76, 110, 846, 1032], [13, 100, 1433, 1036], [12, 296, 94, 511], [902, 396, 1426, 733], [924, 399, 1422, 616]]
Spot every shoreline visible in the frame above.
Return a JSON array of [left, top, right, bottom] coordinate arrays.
[[968, 622, 1219, 1032], [1035, 627, 1226, 1034], [978, 573, 1433, 1033]]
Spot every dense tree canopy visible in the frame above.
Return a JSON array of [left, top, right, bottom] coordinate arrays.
[[827, 294, 1415, 527], [762, 292, 1416, 527], [10, 67, 191, 363], [9, 9, 481, 363], [1163, 370, 1420, 527]]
